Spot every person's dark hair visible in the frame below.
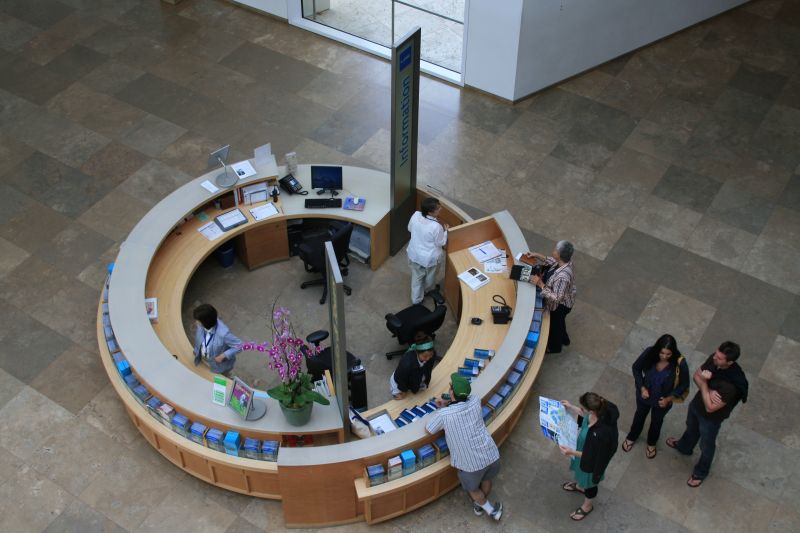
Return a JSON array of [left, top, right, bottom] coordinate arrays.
[[420, 197, 440, 217], [642, 334, 681, 369], [412, 332, 434, 354], [555, 240, 574, 262], [193, 304, 218, 330], [579, 392, 607, 417], [718, 341, 741, 362]]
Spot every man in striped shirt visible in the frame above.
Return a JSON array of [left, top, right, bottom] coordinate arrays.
[[525, 240, 576, 354], [426, 373, 503, 520]]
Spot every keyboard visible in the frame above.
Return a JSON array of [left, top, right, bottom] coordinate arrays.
[[305, 198, 342, 209]]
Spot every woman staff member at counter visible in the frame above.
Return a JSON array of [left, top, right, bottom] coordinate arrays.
[[192, 303, 242, 376], [389, 333, 436, 400], [524, 240, 576, 353]]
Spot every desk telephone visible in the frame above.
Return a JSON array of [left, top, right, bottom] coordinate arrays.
[[279, 174, 307, 195]]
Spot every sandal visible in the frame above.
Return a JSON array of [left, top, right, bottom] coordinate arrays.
[[687, 475, 703, 488], [570, 505, 593, 521], [666, 437, 680, 450], [646, 446, 657, 459], [561, 481, 584, 493], [621, 439, 634, 452]]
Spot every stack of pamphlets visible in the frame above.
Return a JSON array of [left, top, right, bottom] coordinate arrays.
[[474, 349, 495, 359], [400, 450, 417, 476], [206, 428, 225, 452], [224, 432, 241, 457], [483, 249, 507, 273], [189, 422, 207, 445], [387, 456, 403, 481], [243, 438, 261, 460], [469, 241, 502, 262], [367, 464, 386, 486], [433, 436, 449, 459], [261, 440, 279, 461], [417, 444, 436, 468], [171, 413, 190, 438]]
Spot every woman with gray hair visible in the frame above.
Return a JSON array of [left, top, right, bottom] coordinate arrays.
[[523, 240, 576, 353]]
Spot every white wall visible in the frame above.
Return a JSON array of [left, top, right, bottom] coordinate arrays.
[[232, 0, 288, 19], [511, 0, 748, 100], [462, 0, 524, 100]]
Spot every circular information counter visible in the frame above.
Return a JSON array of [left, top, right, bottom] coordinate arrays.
[[98, 157, 549, 526]]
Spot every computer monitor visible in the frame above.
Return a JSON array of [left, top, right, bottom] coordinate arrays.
[[227, 377, 267, 421], [310, 165, 343, 196]]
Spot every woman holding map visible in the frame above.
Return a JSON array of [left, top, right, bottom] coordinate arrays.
[[559, 392, 619, 521]]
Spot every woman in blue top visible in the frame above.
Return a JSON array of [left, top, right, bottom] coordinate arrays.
[[622, 334, 689, 458]]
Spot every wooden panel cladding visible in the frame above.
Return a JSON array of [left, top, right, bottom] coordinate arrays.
[[236, 219, 289, 270], [415, 190, 470, 229], [210, 463, 250, 492], [370, 214, 391, 271], [446, 217, 503, 252]]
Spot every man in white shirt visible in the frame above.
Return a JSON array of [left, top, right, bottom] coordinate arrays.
[[426, 374, 503, 520], [407, 197, 448, 304]]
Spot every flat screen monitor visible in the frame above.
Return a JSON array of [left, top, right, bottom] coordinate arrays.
[[311, 165, 343, 194]]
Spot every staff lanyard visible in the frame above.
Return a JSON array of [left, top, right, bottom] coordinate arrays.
[[203, 330, 215, 358]]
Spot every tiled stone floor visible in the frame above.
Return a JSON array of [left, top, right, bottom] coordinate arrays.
[[0, 0, 799, 531]]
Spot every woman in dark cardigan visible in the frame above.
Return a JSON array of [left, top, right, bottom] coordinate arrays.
[[622, 334, 690, 459], [560, 392, 619, 521]]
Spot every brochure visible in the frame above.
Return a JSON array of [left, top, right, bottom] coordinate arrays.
[[538, 396, 578, 449], [144, 297, 158, 322], [458, 267, 490, 291], [231, 160, 256, 179], [483, 248, 507, 273]]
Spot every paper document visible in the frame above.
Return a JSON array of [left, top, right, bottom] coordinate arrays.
[[144, 297, 158, 321], [369, 413, 397, 435], [458, 267, 490, 291], [231, 160, 256, 179], [250, 202, 279, 221], [469, 241, 502, 262], [212, 376, 227, 406], [483, 249, 507, 273], [539, 396, 579, 449], [198, 221, 223, 241], [241, 181, 268, 204], [215, 208, 247, 231], [201, 180, 219, 193]]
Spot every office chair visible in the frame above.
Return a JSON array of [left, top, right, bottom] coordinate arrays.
[[298, 222, 353, 304], [384, 303, 447, 359], [303, 329, 366, 410]]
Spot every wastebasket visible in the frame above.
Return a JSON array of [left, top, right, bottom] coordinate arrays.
[[215, 240, 235, 268]]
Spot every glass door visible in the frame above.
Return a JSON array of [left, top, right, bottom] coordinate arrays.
[[297, 0, 465, 83]]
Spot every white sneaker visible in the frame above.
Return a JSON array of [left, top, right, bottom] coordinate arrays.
[[489, 501, 503, 521], [473, 503, 484, 516]]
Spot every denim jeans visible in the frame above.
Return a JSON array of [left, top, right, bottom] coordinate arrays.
[[675, 400, 722, 480]]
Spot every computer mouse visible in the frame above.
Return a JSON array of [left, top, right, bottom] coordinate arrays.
[[353, 197, 360, 204]]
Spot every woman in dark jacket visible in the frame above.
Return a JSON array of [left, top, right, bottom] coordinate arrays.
[[560, 392, 619, 521], [389, 333, 435, 400], [622, 334, 689, 459]]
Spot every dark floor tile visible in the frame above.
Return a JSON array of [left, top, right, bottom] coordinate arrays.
[[220, 41, 324, 94], [663, 250, 741, 308], [696, 309, 777, 375], [0, 56, 72, 104], [719, 272, 795, 330], [457, 91, 523, 136], [603, 228, 684, 286], [307, 111, 382, 156], [579, 262, 659, 322], [707, 181, 775, 234], [0, 303, 70, 384], [114, 72, 185, 117], [30, 343, 107, 415], [750, 104, 800, 171], [0, 184, 34, 227], [44, 43, 106, 82], [0, 12, 42, 51], [79, 141, 149, 185], [1, 0, 74, 29], [34, 221, 114, 277], [780, 296, 800, 342], [418, 101, 453, 145], [779, 174, 800, 212], [550, 129, 616, 171], [42, 499, 126, 533], [711, 86, 773, 124], [666, 55, 738, 105], [118, 113, 187, 158], [734, 377, 800, 452], [526, 87, 595, 132], [729, 63, 789, 100], [597, 52, 632, 76], [651, 164, 723, 212], [4, 151, 108, 218]]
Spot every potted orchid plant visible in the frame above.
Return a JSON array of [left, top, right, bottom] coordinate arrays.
[[241, 307, 329, 426]]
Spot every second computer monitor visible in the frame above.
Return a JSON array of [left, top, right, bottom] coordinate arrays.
[[311, 165, 343, 196]]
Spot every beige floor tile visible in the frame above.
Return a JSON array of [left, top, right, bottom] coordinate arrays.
[[759, 335, 800, 394], [636, 286, 716, 349], [630, 195, 704, 248], [0, 461, 74, 532]]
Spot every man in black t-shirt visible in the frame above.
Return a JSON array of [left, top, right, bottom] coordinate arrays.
[[666, 341, 749, 487]]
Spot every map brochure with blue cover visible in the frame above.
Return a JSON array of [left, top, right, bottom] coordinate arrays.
[[538, 396, 578, 449]]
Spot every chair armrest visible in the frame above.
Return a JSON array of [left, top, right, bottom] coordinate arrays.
[[385, 313, 403, 330]]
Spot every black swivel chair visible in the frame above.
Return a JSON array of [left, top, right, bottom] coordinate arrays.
[[304, 330, 366, 410], [384, 302, 447, 359], [298, 222, 353, 304]]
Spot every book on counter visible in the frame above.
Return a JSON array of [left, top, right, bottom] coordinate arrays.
[[156, 403, 175, 424], [243, 437, 261, 460], [507, 370, 522, 387], [514, 358, 529, 373], [473, 349, 495, 359], [458, 267, 490, 291], [482, 405, 493, 422], [433, 436, 449, 459], [411, 406, 427, 418], [366, 464, 386, 486], [206, 428, 225, 451], [261, 440, 279, 461], [520, 345, 534, 360], [394, 417, 407, 428], [488, 393, 504, 410], [400, 450, 417, 476], [463, 358, 485, 369], [458, 366, 479, 377], [224, 431, 241, 456], [417, 444, 436, 468], [399, 409, 418, 423], [387, 456, 403, 481], [189, 422, 208, 445], [497, 384, 512, 399], [171, 413, 190, 437], [132, 384, 150, 405]]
